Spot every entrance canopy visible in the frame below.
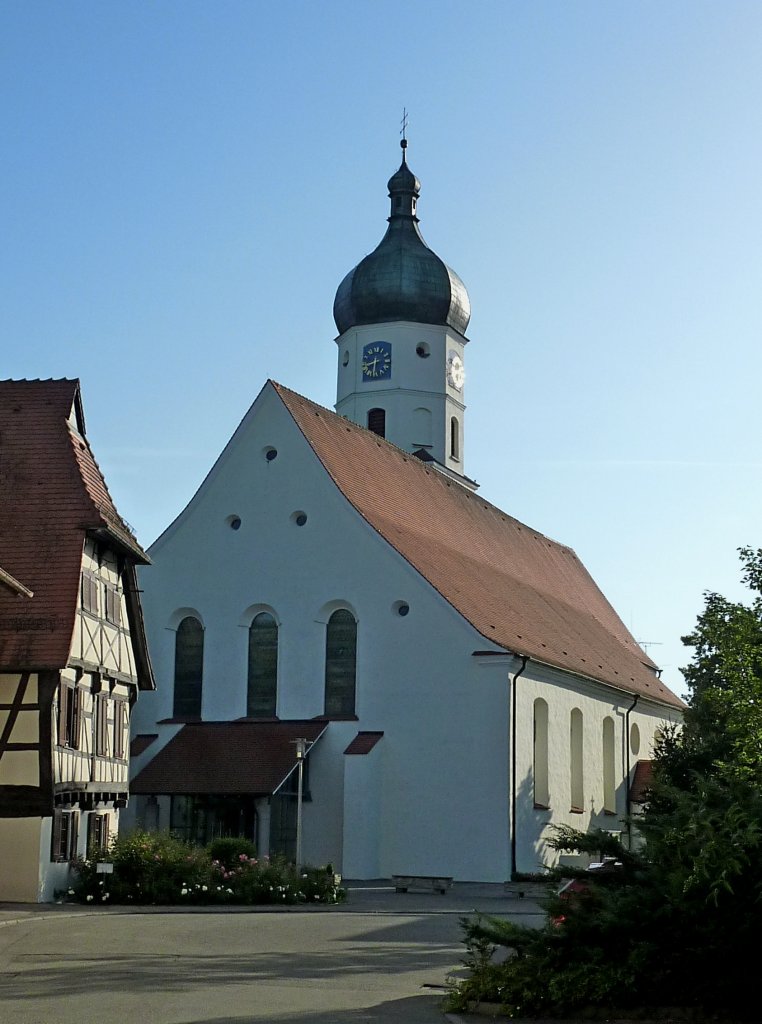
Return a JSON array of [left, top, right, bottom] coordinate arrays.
[[131, 720, 327, 796]]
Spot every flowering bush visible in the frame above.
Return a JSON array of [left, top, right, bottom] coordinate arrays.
[[70, 830, 345, 907]]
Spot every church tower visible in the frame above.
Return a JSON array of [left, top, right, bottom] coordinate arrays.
[[333, 139, 474, 485]]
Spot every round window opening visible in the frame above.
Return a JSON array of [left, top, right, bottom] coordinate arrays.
[[226, 515, 242, 531], [264, 447, 278, 462], [291, 511, 308, 527], [416, 343, 430, 359], [393, 601, 410, 617]]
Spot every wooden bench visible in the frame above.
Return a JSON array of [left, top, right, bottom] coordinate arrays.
[[392, 874, 453, 895]]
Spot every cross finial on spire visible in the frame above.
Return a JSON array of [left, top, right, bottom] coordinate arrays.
[[400, 107, 408, 159]]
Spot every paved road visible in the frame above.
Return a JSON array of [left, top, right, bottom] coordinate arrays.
[[0, 883, 546, 1024]]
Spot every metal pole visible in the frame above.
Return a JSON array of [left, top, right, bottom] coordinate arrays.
[[295, 753, 304, 869]]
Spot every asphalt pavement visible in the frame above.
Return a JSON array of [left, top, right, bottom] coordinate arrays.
[[0, 881, 547, 1024]]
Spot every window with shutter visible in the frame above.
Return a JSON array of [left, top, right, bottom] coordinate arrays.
[[113, 701, 126, 760], [367, 407, 386, 438], [104, 585, 120, 624], [65, 687, 81, 749], [95, 696, 108, 756], [57, 684, 69, 746]]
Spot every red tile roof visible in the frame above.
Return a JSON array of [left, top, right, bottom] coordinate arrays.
[[130, 720, 327, 794], [272, 383, 683, 710], [630, 759, 655, 803], [130, 734, 159, 757], [0, 379, 149, 670], [344, 731, 384, 755]]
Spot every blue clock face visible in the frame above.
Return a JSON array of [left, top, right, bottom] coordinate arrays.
[[361, 341, 392, 381]]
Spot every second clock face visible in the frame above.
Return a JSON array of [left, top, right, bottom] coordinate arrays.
[[362, 341, 392, 381]]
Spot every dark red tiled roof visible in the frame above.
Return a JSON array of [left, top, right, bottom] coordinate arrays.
[[630, 759, 655, 803], [130, 734, 159, 757], [273, 383, 683, 710], [130, 720, 327, 795], [344, 731, 384, 755], [0, 379, 149, 670]]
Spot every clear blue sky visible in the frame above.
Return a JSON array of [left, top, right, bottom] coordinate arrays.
[[3, 1, 761, 696]]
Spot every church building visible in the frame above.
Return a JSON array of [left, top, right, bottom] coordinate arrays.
[[128, 141, 682, 881]]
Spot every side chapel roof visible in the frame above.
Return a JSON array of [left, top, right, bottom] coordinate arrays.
[[0, 379, 151, 671], [272, 382, 683, 711]]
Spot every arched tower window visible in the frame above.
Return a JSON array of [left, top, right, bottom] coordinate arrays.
[[173, 616, 203, 718], [602, 716, 616, 813], [450, 417, 459, 460], [570, 708, 584, 811], [412, 407, 432, 447], [533, 698, 549, 808], [324, 609, 357, 716], [367, 408, 386, 438], [247, 612, 278, 717]]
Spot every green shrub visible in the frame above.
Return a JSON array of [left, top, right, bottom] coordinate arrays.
[[70, 829, 346, 907], [208, 836, 257, 868]]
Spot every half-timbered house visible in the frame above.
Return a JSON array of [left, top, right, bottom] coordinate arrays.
[[0, 379, 154, 902]]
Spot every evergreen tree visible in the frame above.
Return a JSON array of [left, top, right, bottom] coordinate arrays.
[[449, 547, 762, 1020]]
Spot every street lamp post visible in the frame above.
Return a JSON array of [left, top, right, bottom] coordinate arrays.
[[293, 737, 309, 868]]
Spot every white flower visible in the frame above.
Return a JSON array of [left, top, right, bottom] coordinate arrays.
[[86, 894, 94, 902], [181, 888, 188, 895], [67, 888, 75, 895], [226, 888, 233, 894], [201, 885, 208, 892]]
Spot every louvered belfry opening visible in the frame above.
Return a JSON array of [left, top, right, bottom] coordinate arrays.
[[367, 407, 386, 438]]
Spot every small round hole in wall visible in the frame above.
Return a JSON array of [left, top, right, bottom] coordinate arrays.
[[291, 511, 308, 527], [226, 515, 242, 531], [264, 447, 278, 462], [415, 343, 430, 359], [342, 350, 349, 367], [393, 601, 410, 617]]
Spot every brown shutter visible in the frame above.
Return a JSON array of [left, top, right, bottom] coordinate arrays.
[[87, 813, 97, 859], [102, 814, 110, 852], [58, 685, 68, 746], [51, 809, 63, 862], [69, 811, 80, 860], [71, 688, 81, 750]]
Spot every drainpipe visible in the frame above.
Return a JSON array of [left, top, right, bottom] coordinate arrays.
[[624, 694, 639, 849], [510, 656, 529, 880]]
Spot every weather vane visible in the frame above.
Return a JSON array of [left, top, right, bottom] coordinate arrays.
[[400, 107, 408, 152]]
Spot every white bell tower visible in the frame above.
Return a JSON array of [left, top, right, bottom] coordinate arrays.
[[332, 139, 474, 486]]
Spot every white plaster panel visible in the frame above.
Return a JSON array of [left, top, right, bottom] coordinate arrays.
[[0, 818, 43, 902], [135, 384, 511, 881]]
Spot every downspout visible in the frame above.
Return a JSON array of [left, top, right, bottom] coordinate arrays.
[[624, 694, 639, 849], [510, 655, 529, 880]]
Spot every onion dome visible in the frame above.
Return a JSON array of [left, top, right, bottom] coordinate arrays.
[[333, 141, 471, 336]]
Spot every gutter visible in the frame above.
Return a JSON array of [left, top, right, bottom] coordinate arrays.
[[624, 693, 639, 848], [510, 655, 529, 880]]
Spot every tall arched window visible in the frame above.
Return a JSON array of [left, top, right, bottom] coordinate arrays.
[[324, 609, 357, 716], [602, 716, 616, 813], [367, 408, 386, 438], [247, 612, 278, 717], [450, 416, 459, 460], [533, 698, 549, 808], [570, 708, 584, 811], [173, 616, 203, 717]]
